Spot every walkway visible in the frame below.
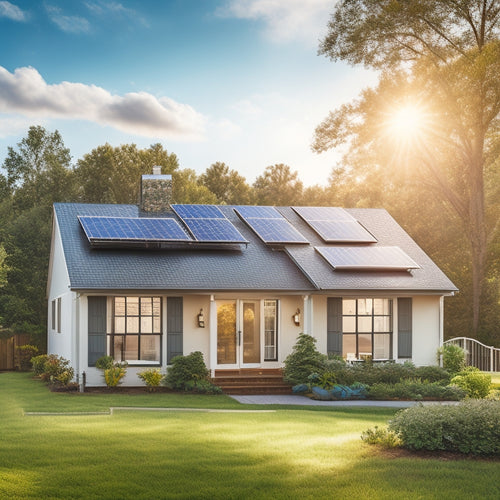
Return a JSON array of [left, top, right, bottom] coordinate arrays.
[[230, 395, 459, 407]]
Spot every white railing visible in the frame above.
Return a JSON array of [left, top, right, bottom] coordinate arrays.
[[444, 337, 500, 372]]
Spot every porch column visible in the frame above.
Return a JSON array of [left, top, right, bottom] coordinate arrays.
[[209, 295, 217, 377], [302, 295, 312, 336]]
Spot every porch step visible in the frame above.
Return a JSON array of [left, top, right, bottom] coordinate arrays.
[[212, 369, 292, 395]]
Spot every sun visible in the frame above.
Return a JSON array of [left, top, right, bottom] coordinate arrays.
[[385, 104, 428, 141]]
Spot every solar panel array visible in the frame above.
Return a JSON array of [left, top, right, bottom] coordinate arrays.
[[234, 206, 308, 245], [293, 206, 377, 243], [171, 204, 248, 244], [315, 246, 420, 271], [78, 216, 191, 243]]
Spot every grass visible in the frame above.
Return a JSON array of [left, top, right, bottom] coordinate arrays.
[[1, 372, 499, 499]]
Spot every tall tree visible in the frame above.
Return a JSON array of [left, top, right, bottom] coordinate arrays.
[[75, 143, 179, 204], [315, 0, 500, 339], [253, 164, 303, 206], [198, 162, 252, 205], [171, 169, 218, 204]]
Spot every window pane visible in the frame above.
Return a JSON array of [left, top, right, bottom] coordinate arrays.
[[113, 336, 124, 362], [358, 334, 372, 357], [141, 297, 152, 316], [114, 297, 125, 316], [342, 334, 356, 358], [127, 297, 139, 316], [124, 335, 139, 361], [373, 298, 390, 315], [127, 316, 139, 333], [141, 316, 153, 333], [374, 334, 391, 359], [140, 335, 160, 362], [264, 300, 278, 361], [358, 316, 372, 333], [153, 317, 161, 333], [374, 316, 391, 332], [153, 298, 161, 316], [343, 316, 356, 333], [343, 299, 356, 315], [114, 317, 125, 334], [358, 298, 372, 316]]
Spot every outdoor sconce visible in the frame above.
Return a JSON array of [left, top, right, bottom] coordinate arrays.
[[197, 309, 205, 328], [292, 308, 300, 326]]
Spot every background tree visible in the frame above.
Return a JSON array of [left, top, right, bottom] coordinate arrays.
[[198, 162, 252, 205], [75, 143, 179, 204], [315, 0, 500, 343], [253, 164, 303, 206], [172, 169, 218, 204]]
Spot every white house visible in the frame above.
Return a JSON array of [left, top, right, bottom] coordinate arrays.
[[47, 169, 457, 387]]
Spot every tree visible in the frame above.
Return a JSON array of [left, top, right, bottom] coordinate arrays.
[[75, 143, 179, 204], [171, 169, 218, 204], [198, 162, 252, 205], [315, 0, 500, 340], [253, 164, 303, 206]]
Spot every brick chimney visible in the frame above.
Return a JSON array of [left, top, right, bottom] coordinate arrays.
[[140, 166, 172, 212]]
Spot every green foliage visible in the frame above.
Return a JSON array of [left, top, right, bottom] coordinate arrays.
[[104, 365, 127, 388], [283, 333, 327, 385], [361, 426, 401, 448], [451, 367, 492, 399], [15, 344, 38, 370], [137, 368, 164, 388], [253, 164, 304, 206], [368, 380, 465, 401], [95, 355, 115, 370], [31, 354, 48, 376], [437, 344, 466, 374], [165, 351, 210, 391], [389, 400, 500, 455], [184, 379, 223, 394]]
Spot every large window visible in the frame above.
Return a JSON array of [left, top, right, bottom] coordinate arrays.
[[110, 297, 161, 365], [342, 298, 392, 360]]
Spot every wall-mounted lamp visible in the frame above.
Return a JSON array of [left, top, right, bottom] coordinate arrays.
[[292, 308, 300, 326], [197, 308, 205, 328]]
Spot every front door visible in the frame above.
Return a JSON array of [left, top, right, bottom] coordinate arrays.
[[216, 300, 261, 368]]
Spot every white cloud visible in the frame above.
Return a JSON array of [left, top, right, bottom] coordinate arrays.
[[0, 66, 206, 140], [0, 1, 26, 21], [218, 0, 333, 44], [84, 1, 148, 27], [0, 114, 38, 137], [45, 5, 90, 34], [231, 99, 263, 116]]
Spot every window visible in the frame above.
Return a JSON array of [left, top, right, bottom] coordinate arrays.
[[110, 297, 161, 365], [51, 297, 61, 333], [264, 299, 278, 361], [342, 298, 392, 360]]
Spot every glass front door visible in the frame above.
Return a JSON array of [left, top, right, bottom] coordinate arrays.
[[217, 300, 262, 367]]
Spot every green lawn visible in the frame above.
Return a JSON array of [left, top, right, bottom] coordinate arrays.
[[0, 373, 498, 499]]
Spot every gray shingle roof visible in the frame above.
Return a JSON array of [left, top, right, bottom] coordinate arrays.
[[53, 203, 457, 293]]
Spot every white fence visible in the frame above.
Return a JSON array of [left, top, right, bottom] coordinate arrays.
[[444, 337, 500, 372]]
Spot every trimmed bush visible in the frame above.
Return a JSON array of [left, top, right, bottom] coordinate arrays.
[[450, 367, 491, 398], [16, 344, 39, 371], [361, 426, 401, 448], [137, 368, 164, 389], [95, 356, 127, 388], [165, 351, 214, 392], [437, 343, 466, 374], [368, 380, 465, 401], [389, 400, 500, 455], [31, 354, 48, 376], [283, 333, 327, 385]]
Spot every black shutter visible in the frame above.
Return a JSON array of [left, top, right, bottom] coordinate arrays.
[[327, 297, 342, 356], [167, 297, 183, 363], [398, 298, 412, 358], [88, 296, 107, 366]]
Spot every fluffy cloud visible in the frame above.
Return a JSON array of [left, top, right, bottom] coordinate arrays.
[[218, 0, 332, 44], [0, 1, 26, 21], [0, 66, 206, 139]]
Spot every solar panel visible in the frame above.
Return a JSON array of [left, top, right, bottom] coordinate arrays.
[[234, 206, 308, 245], [171, 204, 248, 243], [293, 206, 377, 243], [78, 216, 191, 242], [171, 204, 225, 219], [181, 218, 248, 243], [315, 246, 420, 271]]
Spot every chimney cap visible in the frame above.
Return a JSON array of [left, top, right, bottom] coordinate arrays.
[[152, 165, 162, 175]]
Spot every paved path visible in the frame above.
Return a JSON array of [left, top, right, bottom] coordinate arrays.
[[230, 395, 459, 407]]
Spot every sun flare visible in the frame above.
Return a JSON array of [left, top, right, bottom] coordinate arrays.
[[386, 104, 427, 140]]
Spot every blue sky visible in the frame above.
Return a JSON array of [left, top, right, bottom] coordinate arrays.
[[0, 0, 375, 186]]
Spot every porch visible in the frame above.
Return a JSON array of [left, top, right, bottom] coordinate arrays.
[[212, 368, 293, 395]]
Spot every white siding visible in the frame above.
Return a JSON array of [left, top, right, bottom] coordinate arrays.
[[411, 295, 442, 366]]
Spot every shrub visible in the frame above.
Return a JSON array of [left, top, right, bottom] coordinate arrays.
[[184, 379, 223, 394], [31, 354, 48, 376], [437, 343, 466, 374], [104, 364, 127, 387], [283, 333, 327, 385], [55, 368, 75, 386], [413, 365, 450, 384], [450, 367, 491, 398], [368, 380, 465, 401], [138, 368, 164, 389], [95, 355, 115, 370], [165, 351, 210, 390], [361, 426, 401, 448], [16, 344, 39, 371], [389, 400, 500, 455]]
